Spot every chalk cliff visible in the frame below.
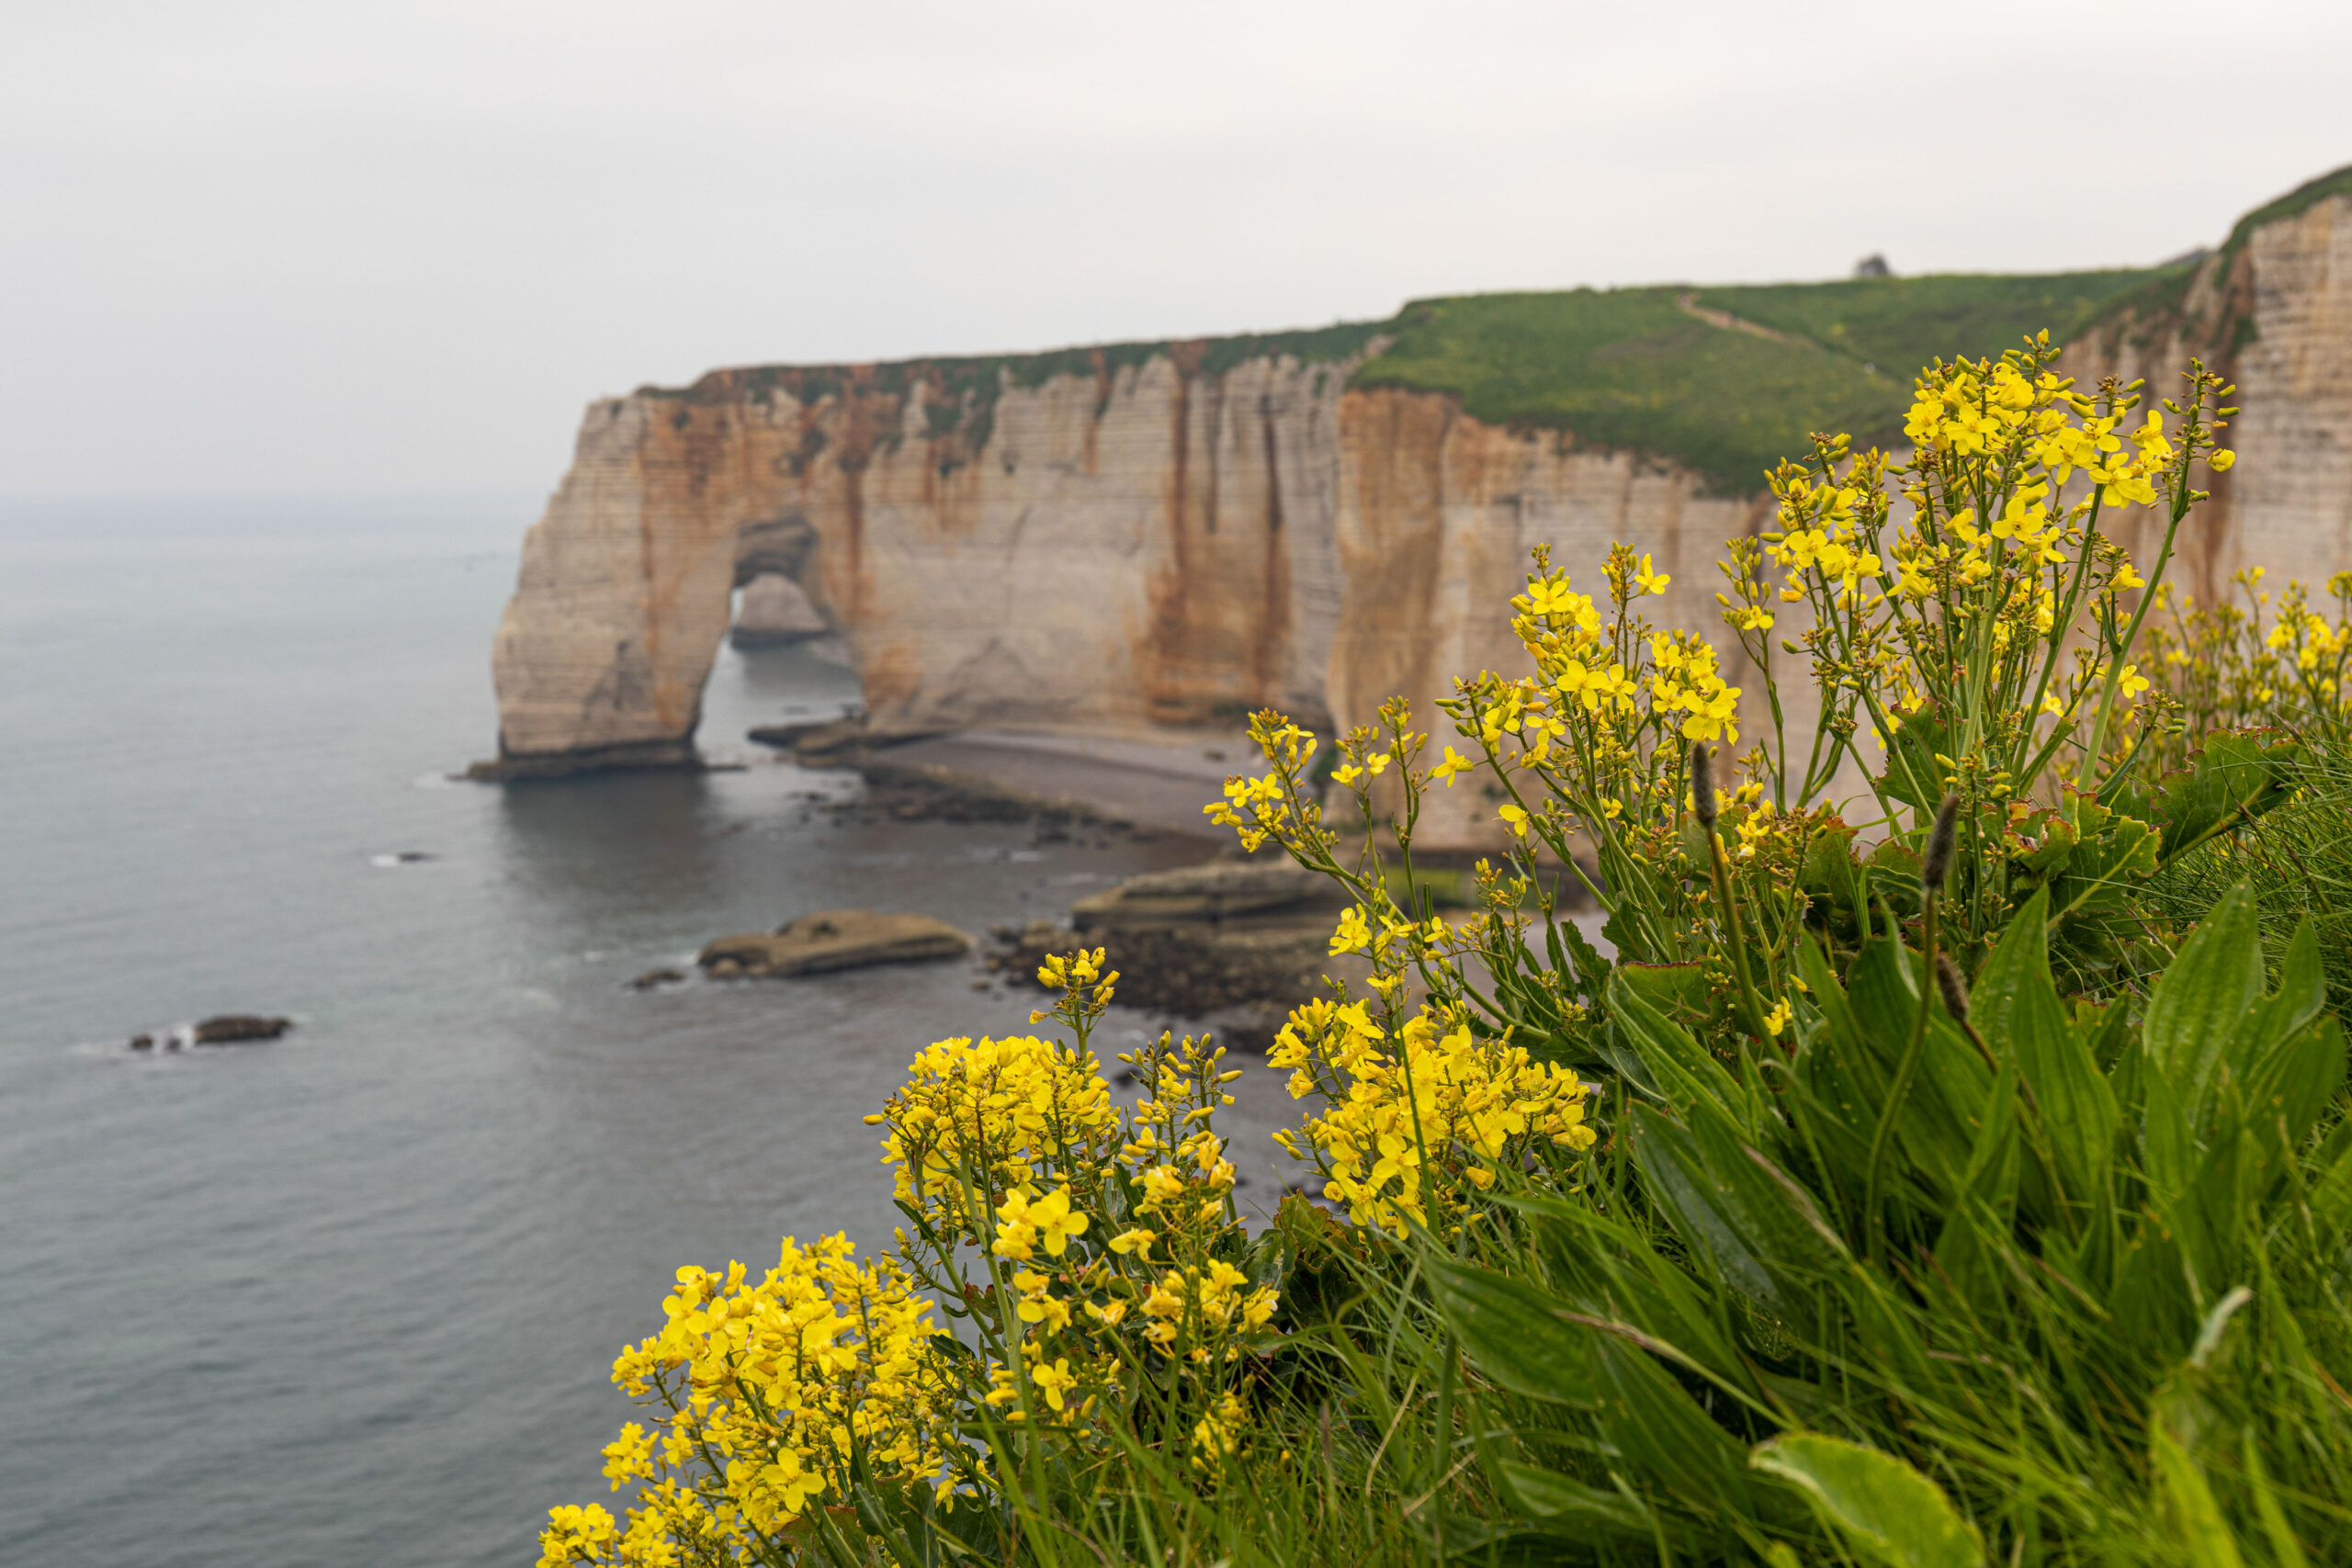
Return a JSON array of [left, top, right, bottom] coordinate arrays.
[[2061, 176, 2352, 605], [485, 172, 2352, 843]]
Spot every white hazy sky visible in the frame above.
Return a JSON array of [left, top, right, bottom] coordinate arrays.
[[4, 0, 2348, 497]]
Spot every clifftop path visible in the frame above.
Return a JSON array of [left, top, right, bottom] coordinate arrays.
[[485, 167, 2352, 846]]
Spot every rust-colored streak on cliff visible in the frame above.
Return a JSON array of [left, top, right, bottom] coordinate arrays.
[[1256, 397, 1289, 702], [1143, 342, 1204, 722]]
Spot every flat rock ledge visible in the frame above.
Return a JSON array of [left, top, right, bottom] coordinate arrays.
[[699, 909, 972, 979], [1070, 860, 1329, 931], [989, 858, 1356, 1050]]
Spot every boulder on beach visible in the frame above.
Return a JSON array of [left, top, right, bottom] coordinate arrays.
[[1069, 859, 1328, 931], [191, 1014, 292, 1044], [697, 909, 971, 978]]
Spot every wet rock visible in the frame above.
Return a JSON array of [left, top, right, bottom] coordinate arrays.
[[697, 909, 972, 978], [191, 1015, 292, 1044], [729, 573, 830, 649], [128, 1033, 154, 1051], [747, 720, 830, 750], [707, 957, 744, 979], [630, 968, 686, 990], [1069, 860, 1329, 931]]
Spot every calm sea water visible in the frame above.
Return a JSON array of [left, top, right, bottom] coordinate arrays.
[[0, 496, 1289, 1567]]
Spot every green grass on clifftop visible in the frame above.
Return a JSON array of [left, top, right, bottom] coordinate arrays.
[[1353, 269, 2160, 493]]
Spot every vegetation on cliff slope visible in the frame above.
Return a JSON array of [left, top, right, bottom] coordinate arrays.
[[1355, 269, 2158, 492], [642, 171, 2345, 496]]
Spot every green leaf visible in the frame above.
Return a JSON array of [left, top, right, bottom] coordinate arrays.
[[1750, 1432, 1984, 1568], [1630, 1103, 1845, 1332], [2148, 728, 2305, 863], [1605, 969, 1746, 1120], [2143, 884, 2265, 1127], [1619, 960, 1717, 1029], [2150, 1390, 2251, 1568], [1424, 1258, 1600, 1409], [1970, 889, 2117, 1210], [1496, 1462, 1654, 1535], [1875, 707, 1952, 812]]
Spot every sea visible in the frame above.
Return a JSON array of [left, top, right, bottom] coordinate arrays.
[[0, 494, 1304, 1567]]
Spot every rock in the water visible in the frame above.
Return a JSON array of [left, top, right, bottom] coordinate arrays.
[[128, 1033, 154, 1051], [697, 909, 971, 978], [630, 967, 687, 990], [191, 1014, 292, 1044], [747, 720, 830, 750], [1070, 860, 1329, 931], [729, 572, 831, 649]]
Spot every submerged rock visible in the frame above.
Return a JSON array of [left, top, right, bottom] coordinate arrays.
[[629, 967, 687, 990], [697, 909, 971, 978], [191, 1015, 292, 1044]]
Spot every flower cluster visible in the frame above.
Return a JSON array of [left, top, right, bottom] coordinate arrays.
[[539, 1235, 953, 1566], [868, 1029, 1120, 1237], [1270, 999, 1596, 1234], [2137, 567, 2352, 766]]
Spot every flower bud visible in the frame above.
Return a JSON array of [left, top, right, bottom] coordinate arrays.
[[1935, 952, 1971, 1024], [1922, 794, 1960, 891], [1690, 741, 1718, 829]]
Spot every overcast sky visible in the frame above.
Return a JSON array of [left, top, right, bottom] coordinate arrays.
[[4, 0, 2347, 497]]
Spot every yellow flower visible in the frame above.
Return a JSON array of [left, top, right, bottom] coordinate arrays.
[[1107, 1226, 1157, 1257], [2210, 448, 2237, 471], [1429, 745, 1475, 786], [1031, 1187, 1089, 1257], [1761, 999, 1792, 1038], [1329, 905, 1373, 955], [1029, 1356, 1078, 1412], [1633, 553, 1671, 595], [1498, 803, 1531, 839]]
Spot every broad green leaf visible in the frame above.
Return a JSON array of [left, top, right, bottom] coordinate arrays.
[[1497, 1462, 1653, 1535], [1630, 1103, 1843, 1332], [1932, 1067, 2022, 1311], [2306, 1119, 2352, 1244], [1433, 1258, 1764, 1521], [1750, 1432, 1984, 1568], [2148, 728, 2304, 863], [1585, 1325, 1764, 1519], [1605, 969, 1745, 1120], [1970, 889, 2117, 1210], [2046, 811, 2160, 922], [2150, 1391, 2250, 1568], [1513, 1199, 1756, 1391], [1620, 960, 1716, 1029], [2143, 884, 2265, 1128], [2242, 1430, 2313, 1568], [2242, 925, 2344, 1156], [1875, 707, 1952, 812], [1425, 1258, 1599, 1409]]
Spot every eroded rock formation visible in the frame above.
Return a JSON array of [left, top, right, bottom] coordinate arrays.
[[486, 182, 2352, 843]]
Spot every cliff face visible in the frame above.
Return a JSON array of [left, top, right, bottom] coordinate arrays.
[[2061, 187, 2352, 605], [490, 346, 1361, 770], [489, 184, 2352, 842]]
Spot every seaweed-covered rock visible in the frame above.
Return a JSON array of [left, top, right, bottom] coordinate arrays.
[[698, 910, 970, 978]]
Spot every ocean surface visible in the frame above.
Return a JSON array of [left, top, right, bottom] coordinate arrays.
[[0, 495, 1297, 1567]]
